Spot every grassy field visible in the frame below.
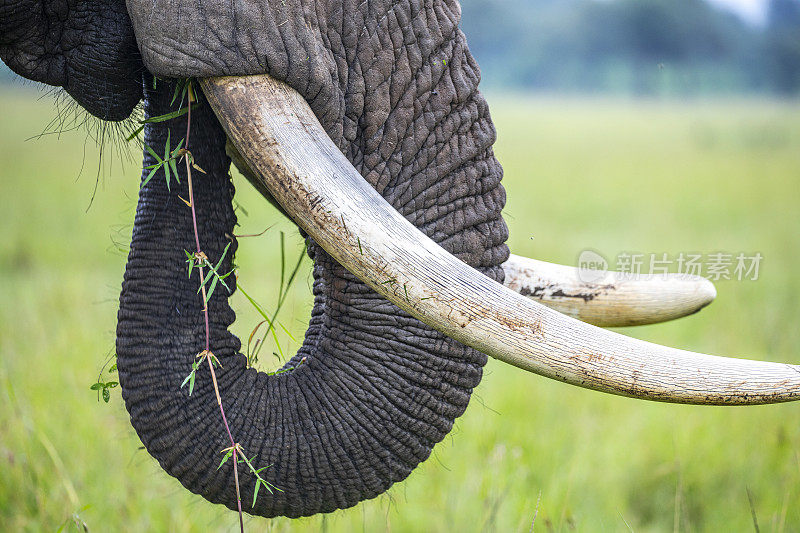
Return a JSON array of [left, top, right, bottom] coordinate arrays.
[[1, 87, 799, 532]]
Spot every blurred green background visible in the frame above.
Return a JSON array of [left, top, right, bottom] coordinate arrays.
[[1, 3, 799, 528], [3, 0, 800, 97], [1, 86, 799, 532], [459, 0, 800, 96]]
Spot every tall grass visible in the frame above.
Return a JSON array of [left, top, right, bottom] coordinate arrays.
[[1, 88, 798, 531]]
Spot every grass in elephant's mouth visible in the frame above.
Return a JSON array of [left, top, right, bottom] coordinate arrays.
[[2, 90, 800, 531], [35, 87, 144, 156], [34, 87, 144, 210]]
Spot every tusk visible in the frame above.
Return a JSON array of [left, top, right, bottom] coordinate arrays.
[[504, 255, 716, 327], [200, 74, 800, 405], [228, 148, 717, 328]]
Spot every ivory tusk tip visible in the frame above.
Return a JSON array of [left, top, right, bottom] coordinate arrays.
[[675, 273, 717, 313], [503, 255, 719, 327], [696, 277, 717, 309]]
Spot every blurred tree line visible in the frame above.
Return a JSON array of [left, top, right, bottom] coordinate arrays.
[[460, 0, 800, 95], [1, 0, 798, 95]]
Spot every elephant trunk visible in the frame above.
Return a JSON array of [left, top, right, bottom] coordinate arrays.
[[117, 67, 507, 517]]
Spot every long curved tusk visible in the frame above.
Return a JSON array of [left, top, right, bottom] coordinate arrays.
[[200, 74, 800, 405], [504, 255, 716, 327], [228, 146, 717, 328]]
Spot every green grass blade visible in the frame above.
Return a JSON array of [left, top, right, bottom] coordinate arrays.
[[163, 130, 171, 190], [141, 106, 192, 124], [125, 124, 145, 142], [142, 166, 160, 189], [278, 232, 286, 304], [252, 480, 261, 508], [205, 275, 219, 303], [145, 143, 163, 164], [277, 321, 296, 342]]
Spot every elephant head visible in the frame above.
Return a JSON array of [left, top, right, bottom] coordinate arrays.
[[2, 0, 799, 520]]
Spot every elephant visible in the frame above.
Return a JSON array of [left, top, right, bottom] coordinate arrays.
[[2, 0, 799, 521]]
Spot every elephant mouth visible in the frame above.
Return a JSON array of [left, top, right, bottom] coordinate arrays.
[[201, 74, 800, 406]]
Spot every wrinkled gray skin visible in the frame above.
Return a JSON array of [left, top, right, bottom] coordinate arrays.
[[1, 0, 509, 518]]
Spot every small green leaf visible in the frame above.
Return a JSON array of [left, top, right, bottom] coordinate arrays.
[[202, 266, 215, 286], [108, 363, 117, 373], [140, 105, 193, 124], [205, 275, 219, 303], [90, 383, 104, 391], [169, 155, 179, 183], [172, 138, 186, 158], [163, 130, 172, 190], [214, 242, 231, 272], [141, 166, 160, 189], [181, 369, 196, 394], [145, 143, 163, 164], [102, 388, 110, 403], [218, 449, 233, 470], [169, 149, 183, 183], [216, 270, 232, 293], [171, 80, 183, 106], [252, 479, 261, 508], [105, 381, 118, 388], [198, 269, 213, 294]]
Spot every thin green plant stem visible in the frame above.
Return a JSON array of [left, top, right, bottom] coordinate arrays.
[[135, 80, 280, 530], [182, 90, 244, 532]]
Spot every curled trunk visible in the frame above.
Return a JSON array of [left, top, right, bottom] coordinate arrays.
[[117, 62, 507, 517]]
